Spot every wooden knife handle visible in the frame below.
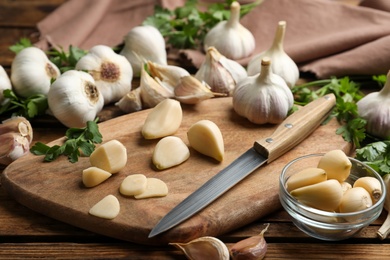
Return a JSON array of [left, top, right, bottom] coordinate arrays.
[[254, 93, 336, 163]]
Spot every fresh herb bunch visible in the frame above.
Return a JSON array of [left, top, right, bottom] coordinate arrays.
[[142, 0, 261, 49], [47, 45, 87, 73], [30, 118, 103, 163]]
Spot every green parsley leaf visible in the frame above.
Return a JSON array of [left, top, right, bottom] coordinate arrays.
[[9, 38, 33, 54], [356, 141, 390, 176]]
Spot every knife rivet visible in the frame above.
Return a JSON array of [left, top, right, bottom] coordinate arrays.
[[266, 138, 273, 143], [285, 123, 293, 129]]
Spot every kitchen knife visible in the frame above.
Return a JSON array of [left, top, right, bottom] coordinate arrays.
[[149, 93, 336, 238]]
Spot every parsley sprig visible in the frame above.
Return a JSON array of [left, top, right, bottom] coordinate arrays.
[[30, 118, 103, 163]]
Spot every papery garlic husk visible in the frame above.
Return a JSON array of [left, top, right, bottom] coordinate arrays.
[[230, 223, 270, 260], [0, 132, 30, 165], [11, 46, 60, 98], [317, 149, 351, 183], [339, 187, 373, 221], [357, 70, 390, 139], [174, 75, 221, 104], [195, 47, 247, 96], [377, 174, 390, 239], [139, 66, 174, 108], [115, 87, 143, 113], [47, 70, 104, 128], [170, 236, 229, 260], [203, 1, 255, 60], [120, 25, 167, 77], [76, 45, 133, 105], [0, 65, 12, 102], [353, 176, 382, 203], [233, 57, 294, 124], [0, 116, 33, 143], [147, 61, 190, 90], [290, 179, 343, 212], [247, 21, 299, 88]]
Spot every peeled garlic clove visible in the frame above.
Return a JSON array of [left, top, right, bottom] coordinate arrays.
[[134, 178, 168, 199], [119, 174, 148, 196], [115, 87, 143, 113], [286, 167, 327, 192], [141, 98, 182, 139], [341, 181, 352, 194], [0, 116, 33, 143], [174, 75, 220, 105], [120, 25, 167, 77], [187, 120, 224, 162], [290, 179, 343, 212], [76, 45, 133, 105], [353, 176, 382, 203], [0, 65, 12, 102], [82, 166, 112, 188], [0, 132, 30, 165], [204, 2, 255, 60], [152, 136, 190, 170], [170, 236, 229, 260], [48, 70, 104, 128], [89, 194, 120, 219], [247, 21, 299, 88], [147, 61, 190, 90], [89, 139, 127, 173], [317, 149, 352, 183], [195, 47, 247, 96], [339, 187, 373, 214]]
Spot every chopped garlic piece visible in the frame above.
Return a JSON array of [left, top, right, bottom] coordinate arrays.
[[120, 174, 148, 196], [82, 166, 112, 187], [89, 195, 120, 219], [152, 136, 190, 170], [134, 178, 168, 199], [89, 139, 127, 173]]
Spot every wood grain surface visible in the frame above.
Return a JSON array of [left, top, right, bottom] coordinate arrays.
[[1, 97, 352, 245]]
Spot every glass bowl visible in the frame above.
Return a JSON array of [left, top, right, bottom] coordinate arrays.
[[279, 153, 386, 241]]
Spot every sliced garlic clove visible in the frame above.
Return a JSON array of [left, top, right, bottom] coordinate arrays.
[[141, 98, 182, 139], [82, 166, 112, 188], [187, 120, 224, 162], [89, 194, 120, 219], [339, 187, 373, 214], [317, 149, 352, 183], [119, 174, 148, 196], [115, 87, 143, 113], [134, 178, 168, 199], [89, 139, 127, 173], [290, 179, 343, 212], [152, 136, 190, 170], [286, 167, 327, 192], [353, 176, 382, 203]]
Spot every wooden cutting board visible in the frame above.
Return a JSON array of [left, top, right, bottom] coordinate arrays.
[[2, 97, 352, 245]]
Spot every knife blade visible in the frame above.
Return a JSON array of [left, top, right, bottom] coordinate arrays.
[[149, 93, 336, 238]]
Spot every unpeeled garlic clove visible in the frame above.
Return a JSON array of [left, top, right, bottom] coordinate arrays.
[[339, 187, 373, 214], [0, 116, 33, 143], [285, 167, 327, 192], [290, 179, 343, 212], [147, 61, 190, 90], [353, 176, 382, 203], [115, 87, 143, 113], [317, 149, 352, 183], [170, 236, 229, 260], [0, 132, 30, 165], [152, 136, 190, 170]]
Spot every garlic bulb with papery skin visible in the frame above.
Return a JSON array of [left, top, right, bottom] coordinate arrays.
[[247, 21, 299, 88], [204, 1, 255, 60], [120, 25, 167, 77], [76, 45, 133, 105], [357, 70, 390, 139], [195, 47, 247, 96], [0, 65, 12, 102], [233, 57, 294, 124], [48, 70, 104, 128], [147, 61, 190, 90], [10, 47, 60, 98]]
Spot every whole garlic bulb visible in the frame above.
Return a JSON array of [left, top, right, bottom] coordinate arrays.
[[195, 46, 247, 96], [357, 70, 390, 139], [233, 57, 294, 124], [76, 45, 133, 105], [247, 21, 299, 88], [11, 47, 60, 98], [48, 70, 104, 128], [120, 25, 167, 77], [203, 1, 255, 60], [0, 65, 12, 103]]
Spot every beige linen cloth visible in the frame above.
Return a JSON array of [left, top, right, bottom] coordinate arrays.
[[35, 0, 390, 79]]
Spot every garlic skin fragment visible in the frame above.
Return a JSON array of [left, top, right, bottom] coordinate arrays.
[[47, 70, 104, 128], [377, 174, 390, 240], [89, 194, 120, 220], [174, 75, 218, 105], [120, 25, 167, 77], [204, 2, 255, 60], [119, 174, 148, 196], [147, 61, 190, 91], [76, 45, 133, 105], [11, 47, 60, 98], [290, 179, 343, 212], [115, 87, 143, 113], [187, 120, 224, 162], [339, 187, 373, 214], [89, 139, 127, 174], [170, 236, 230, 260], [0, 65, 12, 102], [141, 98, 182, 139], [82, 167, 112, 188], [247, 21, 299, 88], [286, 167, 327, 192], [152, 136, 190, 170], [353, 176, 382, 203], [134, 178, 168, 199], [357, 70, 390, 139], [233, 57, 294, 124], [317, 149, 352, 183], [195, 47, 247, 96]]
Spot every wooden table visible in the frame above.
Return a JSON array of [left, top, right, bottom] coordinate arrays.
[[1, 0, 389, 259]]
